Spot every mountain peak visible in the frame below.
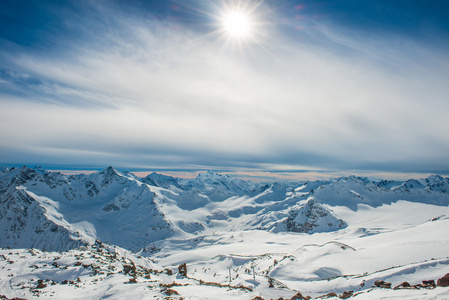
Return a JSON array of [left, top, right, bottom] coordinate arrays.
[[143, 172, 181, 189], [426, 174, 446, 182], [283, 198, 347, 233], [90, 166, 129, 188], [196, 170, 223, 180], [9, 165, 40, 185], [425, 175, 449, 193], [100, 166, 119, 175], [97, 166, 130, 180], [334, 175, 369, 185], [147, 172, 176, 180]]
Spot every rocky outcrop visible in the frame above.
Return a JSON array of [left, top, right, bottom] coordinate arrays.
[[290, 292, 311, 300], [374, 280, 391, 288], [437, 273, 449, 287], [178, 263, 187, 277], [393, 281, 412, 289], [283, 198, 347, 233], [0, 186, 88, 250], [339, 291, 353, 299], [317, 292, 338, 299]]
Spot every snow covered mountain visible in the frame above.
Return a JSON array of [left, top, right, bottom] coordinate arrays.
[[1, 166, 449, 253], [280, 197, 347, 233], [0, 166, 176, 251], [179, 170, 257, 201], [1, 166, 449, 299], [142, 172, 182, 190]]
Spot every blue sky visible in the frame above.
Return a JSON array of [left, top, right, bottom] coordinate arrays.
[[1, 0, 449, 180]]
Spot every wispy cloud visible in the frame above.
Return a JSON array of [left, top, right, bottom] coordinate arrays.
[[1, 1, 448, 176]]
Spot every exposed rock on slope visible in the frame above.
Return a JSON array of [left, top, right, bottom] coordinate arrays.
[[0, 166, 176, 251], [1, 166, 449, 252], [282, 198, 347, 233], [180, 170, 256, 201], [142, 172, 182, 189], [0, 186, 89, 250]]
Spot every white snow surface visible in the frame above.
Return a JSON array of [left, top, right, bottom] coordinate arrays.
[[1, 166, 449, 299]]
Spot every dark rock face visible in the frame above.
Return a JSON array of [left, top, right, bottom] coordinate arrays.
[[339, 290, 353, 299], [178, 263, 187, 277], [290, 292, 311, 300], [0, 166, 176, 252], [0, 187, 87, 250], [36, 279, 47, 289], [437, 273, 449, 287], [284, 199, 347, 233], [317, 292, 338, 299], [394, 281, 412, 289], [422, 280, 436, 288], [164, 289, 179, 296], [374, 280, 391, 288], [123, 264, 136, 276]]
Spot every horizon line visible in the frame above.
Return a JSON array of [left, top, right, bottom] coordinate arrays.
[[2, 163, 448, 183]]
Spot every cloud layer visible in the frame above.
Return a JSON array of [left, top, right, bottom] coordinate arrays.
[[1, 1, 449, 176]]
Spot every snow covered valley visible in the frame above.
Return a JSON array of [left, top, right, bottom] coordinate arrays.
[[1, 166, 449, 299]]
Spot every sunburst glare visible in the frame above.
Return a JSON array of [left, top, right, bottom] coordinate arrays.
[[213, 0, 269, 51], [222, 11, 253, 38], [168, 0, 272, 53]]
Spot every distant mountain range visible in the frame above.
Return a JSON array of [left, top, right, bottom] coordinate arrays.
[[1, 166, 449, 252]]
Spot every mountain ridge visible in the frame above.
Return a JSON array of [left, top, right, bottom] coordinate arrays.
[[1, 166, 448, 252]]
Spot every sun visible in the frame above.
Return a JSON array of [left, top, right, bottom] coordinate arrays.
[[215, 0, 266, 44], [200, 0, 270, 50], [223, 11, 252, 38]]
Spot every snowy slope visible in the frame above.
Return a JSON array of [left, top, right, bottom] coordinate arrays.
[[148, 201, 449, 299], [0, 185, 89, 251], [313, 175, 449, 210], [2, 166, 449, 299], [2, 167, 449, 252], [0, 167, 177, 251]]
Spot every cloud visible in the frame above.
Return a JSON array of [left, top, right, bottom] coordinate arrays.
[[0, 1, 449, 175]]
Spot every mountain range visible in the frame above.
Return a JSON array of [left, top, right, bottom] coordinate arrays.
[[1, 166, 448, 252], [1, 166, 449, 299]]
